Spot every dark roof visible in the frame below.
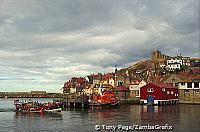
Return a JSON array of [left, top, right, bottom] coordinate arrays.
[[191, 67, 200, 73], [116, 85, 129, 91], [192, 79, 200, 83], [148, 83, 176, 89], [156, 84, 176, 89]]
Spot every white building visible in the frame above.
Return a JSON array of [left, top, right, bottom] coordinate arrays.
[[167, 58, 183, 65], [70, 88, 76, 93], [129, 80, 146, 97], [166, 63, 181, 71], [166, 57, 184, 71], [178, 79, 200, 104], [181, 56, 190, 66], [178, 79, 200, 90], [109, 78, 115, 87]]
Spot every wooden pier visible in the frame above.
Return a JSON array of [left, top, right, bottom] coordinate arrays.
[[0, 92, 89, 108], [0, 92, 65, 98], [61, 93, 89, 108]]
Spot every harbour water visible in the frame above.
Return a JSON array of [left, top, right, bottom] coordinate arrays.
[[0, 98, 199, 132]]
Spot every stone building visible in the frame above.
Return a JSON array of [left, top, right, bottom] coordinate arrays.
[[178, 78, 200, 104], [161, 74, 189, 87], [151, 50, 171, 62]]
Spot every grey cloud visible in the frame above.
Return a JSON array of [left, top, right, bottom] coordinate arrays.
[[0, 0, 199, 92]]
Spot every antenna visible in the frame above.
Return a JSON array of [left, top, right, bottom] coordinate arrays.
[[177, 49, 179, 57], [154, 42, 157, 51], [154, 39, 158, 51]]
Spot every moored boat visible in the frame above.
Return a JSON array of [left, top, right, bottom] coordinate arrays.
[[89, 91, 120, 108], [14, 99, 62, 112]]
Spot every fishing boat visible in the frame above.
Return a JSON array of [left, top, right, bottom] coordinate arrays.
[[89, 91, 120, 108], [14, 99, 62, 112]]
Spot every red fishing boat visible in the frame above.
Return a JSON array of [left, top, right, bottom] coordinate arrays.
[[14, 99, 62, 112], [89, 91, 119, 108]]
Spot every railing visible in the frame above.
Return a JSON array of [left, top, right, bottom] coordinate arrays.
[[0, 92, 66, 98]]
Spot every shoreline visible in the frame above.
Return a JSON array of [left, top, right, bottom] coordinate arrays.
[[1, 97, 200, 105]]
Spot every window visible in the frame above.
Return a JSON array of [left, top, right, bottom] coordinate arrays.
[[194, 83, 199, 88], [147, 88, 154, 92], [172, 79, 175, 82], [162, 88, 165, 92], [175, 83, 179, 87], [136, 91, 139, 95], [167, 91, 170, 94], [118, 81, 123, 86], [171, 91, 174, 94], [187, 83, 192, 88], [181, 82, 185, 86]]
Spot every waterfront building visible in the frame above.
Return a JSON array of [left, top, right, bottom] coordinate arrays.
[[115, 74, 125, 86], [115, 85, 130, 100], [129, 80, 146, 98], [83, 85, 95, 96], [109, 77, 115, 87], [178, 78, 200, 104], [124, 76, 132, 88], [63, 80, 72, 93], [101, 73, 114, 85], [63, 77, 86, 94], [92, 73, 102, 87], [140, 83, 178, 105], [161, 74, 189, 88]]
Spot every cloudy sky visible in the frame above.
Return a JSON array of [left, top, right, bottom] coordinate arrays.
[[0, 0, 199, 92]]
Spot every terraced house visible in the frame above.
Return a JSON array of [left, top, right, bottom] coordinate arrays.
[[178, 78, 200, 104]]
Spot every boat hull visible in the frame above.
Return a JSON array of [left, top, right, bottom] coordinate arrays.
[[89, 101, 120, 108], [44, 108, 62, 112], [14, 99, 62, 113]]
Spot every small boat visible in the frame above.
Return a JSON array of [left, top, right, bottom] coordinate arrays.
[[14, 99, 62, 112], [89, 91, 120, 108]]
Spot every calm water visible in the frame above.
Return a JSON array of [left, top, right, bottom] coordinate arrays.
[[0, 98, 199, 132]]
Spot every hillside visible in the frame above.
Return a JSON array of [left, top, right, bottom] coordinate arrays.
[[117, 60, 152, 81]]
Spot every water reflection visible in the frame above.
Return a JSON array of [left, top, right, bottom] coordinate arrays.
[[0, 99, 199, 132], [140, 105, 179, 123], [141, 105, 179, 114], [14, 112, 63, 120]]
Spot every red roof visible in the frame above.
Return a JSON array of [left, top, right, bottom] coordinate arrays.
[[102, 73, 113, 81], [131, 80, 142, 85], [102, 84, 113, 88], [64, 80, 72, 88], [116, 85, 129, 91], [191, 67, 200, 73], [76, 77, 85, 84], [92, 74, 101, 80], [149, 83, 176, 89]]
